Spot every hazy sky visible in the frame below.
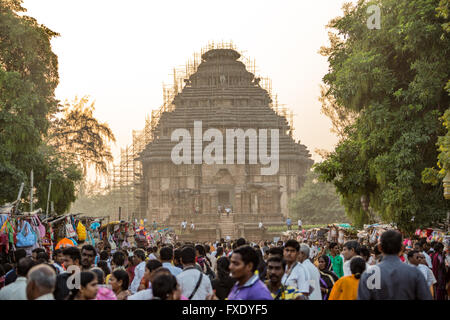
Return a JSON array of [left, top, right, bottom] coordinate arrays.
[[22, 0, 353, 165]]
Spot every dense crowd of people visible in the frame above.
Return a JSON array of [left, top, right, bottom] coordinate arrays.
[[0, 229, 448, 300]]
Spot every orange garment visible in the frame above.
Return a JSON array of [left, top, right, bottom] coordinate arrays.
[[328, 275, 360, 300], [139, 277, 149, 289]]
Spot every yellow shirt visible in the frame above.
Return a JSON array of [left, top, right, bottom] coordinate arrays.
[[328, 275, 360, 300]]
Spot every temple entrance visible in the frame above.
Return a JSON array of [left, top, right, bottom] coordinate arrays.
[[218, 191, 230, 206]]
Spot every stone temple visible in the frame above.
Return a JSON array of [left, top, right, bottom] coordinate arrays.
[[138, 47, 313, 241]]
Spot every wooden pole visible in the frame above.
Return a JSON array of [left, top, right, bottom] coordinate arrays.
[[46, 179, 52, 220], [30, 170, 34, 212], [15, 182, 24, 214], [17, 182, 24, 202]]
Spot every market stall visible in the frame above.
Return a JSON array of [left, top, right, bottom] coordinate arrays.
[[280, 223, 358, 245], [0, 202, 52, 261], [99, 220, 135, 250], [45, 213, 99, 249]]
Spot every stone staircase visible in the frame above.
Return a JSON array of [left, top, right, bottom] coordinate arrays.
[[219, 214, 235, 239]]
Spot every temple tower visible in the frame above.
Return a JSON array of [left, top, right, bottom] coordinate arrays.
[[139, 47, 313, 240]]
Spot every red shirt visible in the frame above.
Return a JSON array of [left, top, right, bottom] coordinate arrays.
[[127, 265, 136, 284]]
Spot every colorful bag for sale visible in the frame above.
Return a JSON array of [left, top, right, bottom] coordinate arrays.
[[65, 217, 77, 238], [16, 221, 37, 248], [76, 221, 87, 241], [31, 215, 46, 239]]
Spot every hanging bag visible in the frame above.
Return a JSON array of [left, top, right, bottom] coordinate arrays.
[[86, 230, 95, 246], [6, 221, 15, 244], [76, 221, 87, 241], [30, 217, 41, 240], [33, 215, 46, 239], [0, 217, 9, 251], [16, 221, 36, 247], [65, 217, 77, 238]]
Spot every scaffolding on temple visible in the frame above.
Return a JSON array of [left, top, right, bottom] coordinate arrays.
[[109, 42, 296, 221], [108, 116, 152, 221]]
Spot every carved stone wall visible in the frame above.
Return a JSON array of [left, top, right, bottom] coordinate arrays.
[[139, 48, 313, 237]]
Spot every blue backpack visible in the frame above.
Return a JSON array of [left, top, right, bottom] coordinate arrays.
[[16, 221, 36, 247]]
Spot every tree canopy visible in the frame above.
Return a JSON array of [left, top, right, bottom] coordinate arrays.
[[315, 0, 450, 233], [0, 1, 114, 213], [47, 96, 116, 176], [0, 0, 67, 209], [289, 170, 349, 225]]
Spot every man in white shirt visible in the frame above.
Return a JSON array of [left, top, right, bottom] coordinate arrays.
[[225, 205, 232, 217], [147, 247, 158, 260], [129, 249, 146, 294], [298, 219, 302, 230], [133, 266, 178, 300], [342, 241, 360, 276], [176, 246, 213, 300], [414, 241, 433, 268], [298, 244, 322, 300], [26, 264, 56, 300], [159, 247, 182, 276], [411, 251, 436, 293], [282, 240, 310, 297], [190, 221, 195, 231], [0, 257, 35, 300], [258, 221, 264, 229]]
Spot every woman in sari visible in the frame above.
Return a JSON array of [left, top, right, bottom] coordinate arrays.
[[431, 243, 447, 300], [318, 255, 339, 300]]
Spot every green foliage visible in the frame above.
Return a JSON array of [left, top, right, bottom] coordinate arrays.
[[422, 0, 450, 184], [422, 108, 450, 184], [288, 170, 349, 225], [48, 96, 116, 176], [0, 1, 83, 213], [315, 0, 450, 234]]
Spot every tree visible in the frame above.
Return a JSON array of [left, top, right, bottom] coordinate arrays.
[[289, 170, 349, 224], [422, 108, 450, 185], [314, 0, 450, 233], [422, 0, 450, 183], [0, 0, 62, 206], [318, 84, 358, 141], [32, 144, 83, 214], [47, 96, 116, 176], [0, 2, 106, 213]]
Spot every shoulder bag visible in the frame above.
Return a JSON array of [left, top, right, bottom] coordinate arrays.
[[188, 271, 204, 300]]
